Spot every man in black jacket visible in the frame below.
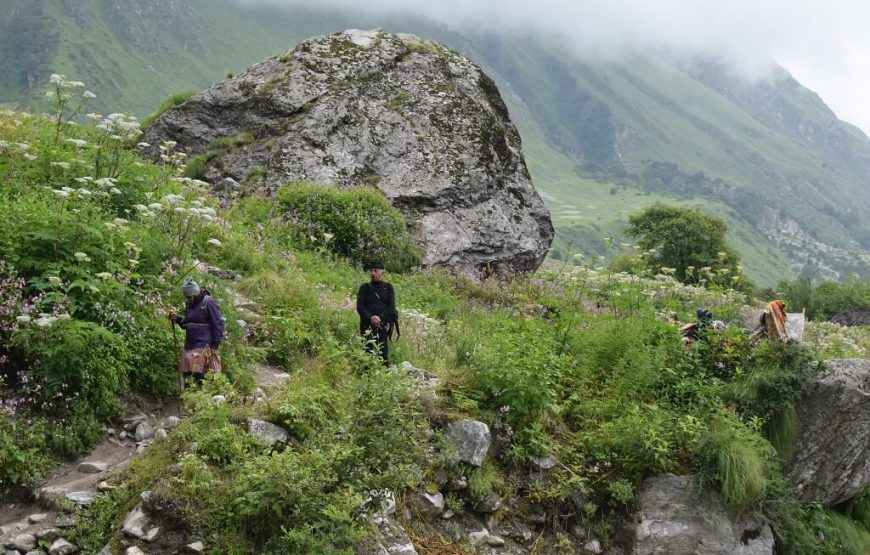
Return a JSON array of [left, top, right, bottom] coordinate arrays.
[[356, 260, 396, 365]]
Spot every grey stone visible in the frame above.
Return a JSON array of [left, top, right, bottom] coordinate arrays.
[[122, 506, 161, 543], [471, 491, 502, 513], [47, 539, 77, 555], [162, 416, 181, 430], [407, 492, 444, 521], [25, 550, 48, 555], [444, 419, 490, 467], [154, 429, 168, 441], [6, 534, 36, 552], [27, 514, 48, 525], [210, 395, 226, 404], [185, 541, 204, 553], [77, 461, 108, 474], [53, 516, 77, 529], [35, 530, 61, 542], [440, 509, 454, 520], [122, 414, 148, 431], [583, 539, 603, 554], [5, 550, 21, 555], [96, 546, 114, 555], [124, 548, 145, 555], [468, 529, 489, 546], [64, 491, 96, 506], [141, 30, 553, 276], [531, 455, 557, 471], [786, 359, 870, 506], [247, 418, 288, 446], [485, 534, 505, 547], [134, 422, 155, 442], [630, 474, 773, 555]]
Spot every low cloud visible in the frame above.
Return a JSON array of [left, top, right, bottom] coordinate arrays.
[[233, 0, 870, 133]]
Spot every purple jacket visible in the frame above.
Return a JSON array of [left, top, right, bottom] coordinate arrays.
[[174, 290, 225, 350]]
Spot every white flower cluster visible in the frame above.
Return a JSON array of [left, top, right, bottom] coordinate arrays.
[[48, 74, 90, 101], [95, 113, 142, 142]]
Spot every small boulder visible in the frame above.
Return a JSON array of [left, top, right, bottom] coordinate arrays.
[[47, 539, 77, 555], [583, 539, 603, 554], [162, 416, 181, 430], [444, 419, 490, 467], [211, 395, 226, 405], [27, 514, 48, 525], [185, 541, 204, 553], [77, 462, 108, 474], [36, 529, 61, 542], [53, 516, 78, 529], [247, 418, 288, 446], [64, 491, 96, 506], [134, 422, 155, 442], [122, 506, 161, 543], [125, 548, 146, 555], [469, 529, 490, 546], [6, 533, 36, 552], [408, 492, 444, 521]]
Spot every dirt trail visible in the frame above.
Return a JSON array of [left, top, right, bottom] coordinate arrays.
[[0, 287, 289, 548]]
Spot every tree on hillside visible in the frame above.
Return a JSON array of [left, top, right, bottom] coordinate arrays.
[[626, 204, 746, 288]]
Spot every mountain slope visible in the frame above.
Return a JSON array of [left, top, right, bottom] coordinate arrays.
[[3, 0, 870, 285]]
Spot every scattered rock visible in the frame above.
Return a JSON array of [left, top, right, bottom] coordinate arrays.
[[27, 514, 48, 525], [98, 481, 116, 492], [24, 550, 48, 555], [786, 358, 870, 506], [122, 506, 161, 543], [440, 509, 455, 520], [185, 541, 204, 553], [6, 533, 36, 552], [96, 545, 113, 555], [469, 529, 490, 546], [134, 422, 156, 442], [446, 476, 468, 491], [444, 419, 491, 467], [630, 474, 773, 555], [122, 414, 148, 431], [125, 548, 146, 555], [77, 461, 108, 474], [47, 539, 77, 555], [162, 416, 181, 430], [408, 492, 444, 521], [210, 395, 226, 405], [246, 418, 288, 446], [65, 491, 96, 506], [154, 429, 168, 441], [36, 529, 61, 542], [485, 534, 505, 547], [53, 516, 78, 529], [583, 539, 603, 554], [531, 455, 557, 471], [472, 492, 503, 513]]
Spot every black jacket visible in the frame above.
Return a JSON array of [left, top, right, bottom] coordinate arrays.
[[356, 280, 396, 330]]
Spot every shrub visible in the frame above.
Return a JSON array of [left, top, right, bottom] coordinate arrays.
[[276, 182, 421, 272]]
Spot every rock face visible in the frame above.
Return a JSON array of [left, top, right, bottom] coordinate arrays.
[[629, 474, 774, 555], [786, 358, 870, 505], [142, 29, 553, 275]]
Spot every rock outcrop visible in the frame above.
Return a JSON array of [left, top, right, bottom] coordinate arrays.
[[786, 358, 870, 505], [142, 29, 553, 275], [627, 474, 774, 555]]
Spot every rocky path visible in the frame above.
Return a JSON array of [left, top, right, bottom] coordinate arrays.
[[0, 286, 288, 555]]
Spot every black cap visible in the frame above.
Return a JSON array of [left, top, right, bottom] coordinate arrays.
[[367, 260, 385, 270]]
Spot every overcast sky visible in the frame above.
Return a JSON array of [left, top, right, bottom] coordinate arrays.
[[237, 0, 870, 135]]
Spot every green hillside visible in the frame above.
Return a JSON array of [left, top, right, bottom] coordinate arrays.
[[3, 0, 870, 286]]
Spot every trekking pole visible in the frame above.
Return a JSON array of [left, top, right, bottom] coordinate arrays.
[[169, 315, 184, 392]]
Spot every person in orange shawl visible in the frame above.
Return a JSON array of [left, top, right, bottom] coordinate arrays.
[[751, 300, 789, 342]]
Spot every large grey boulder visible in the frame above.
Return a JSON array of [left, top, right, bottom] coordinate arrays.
[[786, 358, 870, 505], [630, 474, 773, 555], [142, 29, 553, 276], [247, 418, 289, 446], [444, 419, 490, 467]]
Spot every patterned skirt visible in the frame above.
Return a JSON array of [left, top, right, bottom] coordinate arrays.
[[180, 346, 222, 375]]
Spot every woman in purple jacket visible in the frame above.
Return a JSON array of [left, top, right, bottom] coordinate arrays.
[[168, 277, 225, 385]]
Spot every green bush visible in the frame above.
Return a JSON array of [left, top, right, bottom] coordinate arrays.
[[14, 319, 129, 420], [276, 182, 421, 272]]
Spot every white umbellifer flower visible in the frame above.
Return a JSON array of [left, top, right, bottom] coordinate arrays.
[[323, 232, 334, 242], [93, 177, 116, 188], [133, 204, 148, 212], [45, 90, 55, 98], [47, 276, 62, 286], [77, 188, 92, 197], [206, 238, 222, 247], [50, 161, 71, 170], [75, 176, 93, 183], [96, 272, 112, 280], [23, 154, 37, 161], [137, 142, 150, 148], [163, 140, 177, 148], [74, 252, 88, 261], [52, 189, 70, 198], [50, 74, 64, 84], [148, 203, 162, 210], [65, 138, 87, 148], [201, 207, 216, 216], [113, 218, 128, 226], [16, 315, 31, 324], [68, 80, 85, 88], [110, 188, 122, 195], [162, 193, 184, 204], [82, 90, 97, 99], [128, 259, 139, 267], [104, 222, 117, 230], [35, 316, 58, 328]]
